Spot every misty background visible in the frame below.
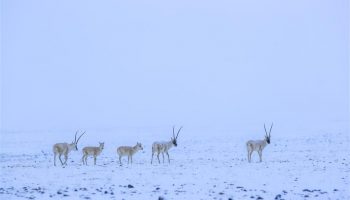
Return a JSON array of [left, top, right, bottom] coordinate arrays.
[[1, 0, 349, 135]]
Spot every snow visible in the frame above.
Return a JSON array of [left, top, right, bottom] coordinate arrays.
[[1, 130, 349, 199], [1, 1, 348, 199]]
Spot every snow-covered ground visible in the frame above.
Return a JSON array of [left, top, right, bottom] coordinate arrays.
[[0, 129, 349, 199]]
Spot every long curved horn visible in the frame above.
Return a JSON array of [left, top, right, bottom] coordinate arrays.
[[264, 124, 268, 136], [176, 126, 182, 139], [269, 123, 273, 137], [76, 131, 86, 144], [74, 130, 79, 143], [172, 126, 175, 138]]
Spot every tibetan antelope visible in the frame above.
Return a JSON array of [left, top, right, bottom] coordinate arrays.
[[246, 123, 273, 162], [117, 142, 143, 165], [151, 126, 182, 164], [53, 130, 85, 166], [82, 142, 105, 165]]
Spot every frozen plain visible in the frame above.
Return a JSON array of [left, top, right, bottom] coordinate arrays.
[[0, 128, 349, 200]]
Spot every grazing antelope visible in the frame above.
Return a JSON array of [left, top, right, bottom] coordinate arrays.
[[117, 142, 143, 165], [151, 126, 182, 164], [82, 142, 105, 165], [53, 130, 85, 166], [246, 123, 273, 162]]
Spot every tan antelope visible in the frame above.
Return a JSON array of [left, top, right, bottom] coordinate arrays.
[[117, 142, 143, 165], [82, 142, 105, 165], [151, 126, 182, 164], [246, 123, 273, 162], [53, 130, 85, 166]]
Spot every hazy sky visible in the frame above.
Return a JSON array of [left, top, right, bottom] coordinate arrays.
[[1, 0, 349, 133]]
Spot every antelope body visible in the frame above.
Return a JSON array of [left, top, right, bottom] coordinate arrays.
[[246, 123, 273, 162], [53, 131, 85, 166], [151, 126, 182, 164], [82, 142, 104, 165], [117, 142, 143, 165]]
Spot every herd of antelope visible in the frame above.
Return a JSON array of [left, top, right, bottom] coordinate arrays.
[[52, 124, 273, 166]]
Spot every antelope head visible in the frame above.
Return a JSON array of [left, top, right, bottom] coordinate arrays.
[[71, 130, 86, 151], [99, 142, 105, 150], [264, 123, 273, 144], [136, 142, 143, 150], [171, 126, 182, 147]]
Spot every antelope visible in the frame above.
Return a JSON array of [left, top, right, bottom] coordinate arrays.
[[117, 142, 143, 165], [246, 123, 273, 162], [151, 126, 182, 164], [53, 130, 85, 166], [82, 142, 105, 165]]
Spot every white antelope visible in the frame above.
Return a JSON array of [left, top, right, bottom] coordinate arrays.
[[53, 131, 85, 166], [81, 142, 105, 165], [151, 126, 182, 164], [246, 123, 273, 162], [117, 142, 143, 165]]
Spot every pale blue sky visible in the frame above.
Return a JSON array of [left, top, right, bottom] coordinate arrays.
[[1, 0, 349, 133]]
